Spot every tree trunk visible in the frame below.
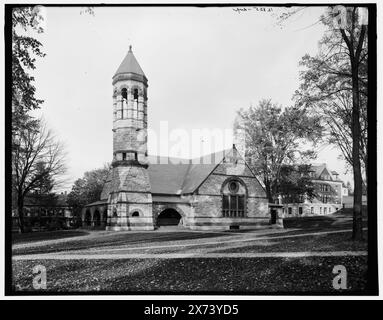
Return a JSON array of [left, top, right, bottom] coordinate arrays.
[[351, 63, 364, 241], [264, 179, 273, 203], [17, 194, 25, 233], [340, 16, 366, 241]]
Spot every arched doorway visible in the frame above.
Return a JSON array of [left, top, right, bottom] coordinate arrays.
[[157, 208, 182, 227], [101, 211, 107, 227], [84, 210, 91, 227], [270, 209, 277, 224], [93, 210, 101, 227]]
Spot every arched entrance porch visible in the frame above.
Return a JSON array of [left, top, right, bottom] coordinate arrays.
[[157, 208, 182, 227], [84, 210, 91, 227], [93, 210, 101, 227]]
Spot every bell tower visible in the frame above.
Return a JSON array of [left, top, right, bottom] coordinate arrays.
[[106, 46, 154, 230]]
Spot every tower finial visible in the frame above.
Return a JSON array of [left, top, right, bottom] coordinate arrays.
[[129, 45, 132, 52]]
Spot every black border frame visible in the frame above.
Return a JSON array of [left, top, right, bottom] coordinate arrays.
[[4, 2, 378, 297]]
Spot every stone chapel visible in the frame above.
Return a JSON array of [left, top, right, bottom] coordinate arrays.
[[82, 47, 273, 230]]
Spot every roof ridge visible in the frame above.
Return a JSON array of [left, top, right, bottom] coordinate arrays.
[[148, 148, 232, 165]]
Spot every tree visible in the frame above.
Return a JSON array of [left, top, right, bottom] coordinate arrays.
[[236, 99, 323, 202], [332, 7, 367, 241], [12, 7, 45, 137], [294, 9, 368, 178], [292, 6, 368, 240], [33, 161, 55, 195], [12, 119, 67, 232], [67, 164, 111, 217], [277, 164, 316, 204]]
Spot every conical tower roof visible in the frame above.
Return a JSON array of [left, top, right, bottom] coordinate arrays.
[[113, 46, 146, 78]]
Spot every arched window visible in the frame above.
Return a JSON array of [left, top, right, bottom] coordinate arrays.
[[131, 211, 140, 217], [222, 180, 246, 218], [113, 208, 117, 217], [228, 181, 239, 193]]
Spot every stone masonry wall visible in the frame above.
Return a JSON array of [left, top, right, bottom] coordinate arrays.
[[187, 157, 269, 230]]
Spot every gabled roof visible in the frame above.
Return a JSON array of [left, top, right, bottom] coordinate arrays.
[[180, 149, 231, 193], [147, 156, 190, 194], [311, 163, 326, 178], [114, 46, 146, 78], [147, 149, 231, 195], [310, 163, 343, 181], [100, 148, 234, 199]]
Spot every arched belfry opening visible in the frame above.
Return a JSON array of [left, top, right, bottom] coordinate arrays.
[[133, 88, 139, 100], [121, 88, 127, 118], [121, 88, 127, 100], [133, 88, 139, 119]]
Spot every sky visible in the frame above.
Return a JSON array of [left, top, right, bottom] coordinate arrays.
[[27, 5, 354, 190]]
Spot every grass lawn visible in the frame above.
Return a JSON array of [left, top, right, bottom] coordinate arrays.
[[12, 256, 367, 293], [12, 230, 89, 244], [214, 231, 368, 253], [11, 210, 370, 294], [12, 231, 230, 256], [283, 212, 368, 230]]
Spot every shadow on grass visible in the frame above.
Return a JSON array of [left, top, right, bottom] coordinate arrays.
[[12, 231, 234, 255], [283, 211, 367, 231], [92, 256, 368, 293], [12, 256, 368, 293], [12, 230, 90, 244], [211, 230, 368, 254]]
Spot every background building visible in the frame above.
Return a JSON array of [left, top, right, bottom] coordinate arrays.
[[12, 192, 75, 232], [282, 163, 345, 217]]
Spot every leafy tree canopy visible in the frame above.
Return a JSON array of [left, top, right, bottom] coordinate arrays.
[[276, 164, 316, 204], [12, 7, 45, 134], [67, 164, 111, 214], [236, 99, 323, 202]]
